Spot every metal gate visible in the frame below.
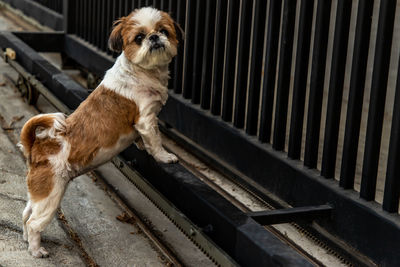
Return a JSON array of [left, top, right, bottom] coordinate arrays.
[[1, 0, 400, 265]]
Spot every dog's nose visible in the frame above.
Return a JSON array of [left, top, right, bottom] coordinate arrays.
[[149, 34, 159, 43], [149, 34, 164, 51]]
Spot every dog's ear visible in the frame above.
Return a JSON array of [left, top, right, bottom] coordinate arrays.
[[173, 21, 185, 43], [108, 18, 126, 52]]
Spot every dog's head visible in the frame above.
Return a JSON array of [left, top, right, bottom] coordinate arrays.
[[108, 7, 178, 69]]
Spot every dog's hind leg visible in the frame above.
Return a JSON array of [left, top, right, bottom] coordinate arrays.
[[26, 173, 68, 258], [22, 200, 32, 241]]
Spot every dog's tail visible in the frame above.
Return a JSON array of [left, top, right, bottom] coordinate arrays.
[[19, 113, 66, 159]]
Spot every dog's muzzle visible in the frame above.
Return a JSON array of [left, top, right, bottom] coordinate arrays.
[[149, 34, 165, 51]]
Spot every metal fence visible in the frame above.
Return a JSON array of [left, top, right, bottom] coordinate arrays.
[[66, 0, 400, 214], [33, 0, 63, 14]]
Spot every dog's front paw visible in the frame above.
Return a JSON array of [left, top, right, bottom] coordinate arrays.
[[154, 150, 178, 163], [29, 246, 49, 258], [134, 139, 145, 150]]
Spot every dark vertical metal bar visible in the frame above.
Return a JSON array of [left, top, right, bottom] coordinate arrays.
[[154, 0, 161, 9], [245, 0, 267, 135], [97, 0, 103, 50], [182, 0, 196, 99], [200, 0, 217, 110], [233, 0, 253, 128], [221, 0, 240, 122], [118, 0, 124, 16], [91, 0, 97, 45], [166, 0, 175, 89], [70, 0, 78, 35], [321, 0, 352, 178], [58, 0, 63, 14], [360, 0, 396, 201], [76, 0, 82, 36], [133, 0, 139, 9], [84, 0, 89, 41], [101, 0, 108, 52], [139, 0, 146, 7], [383, 56, 400, 212], [172, 0, 185, 94], [287, 0, 314, 159], [82, 0, 86, 38], [96, 0, 103, 48], [106, 0, 114, 55], [272, 0, 296, 151], [113, 1, 118, 21], [93, 0, 98, 43], [161, 0, 169, 11], [210, 0, 228, 115], [76, 0, 82, 37], [63, 0, 76, 34], [303, 0, 332, 168], [88, 0, 93, 44], [339, 0, 374, 189], [258, 0, 283, 143], [112, 0, 119, 57], [78, 0, 83, 37], [124, 0, 129, 14], [190, 0, 206, 104], [69, 0, 75, 36]]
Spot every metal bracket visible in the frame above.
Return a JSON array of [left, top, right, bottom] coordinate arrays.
[[3, 47, 16, 61], [247, 205, 333, 225]]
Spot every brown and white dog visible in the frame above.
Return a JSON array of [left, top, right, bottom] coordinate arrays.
[[19, 7, 179, 258]]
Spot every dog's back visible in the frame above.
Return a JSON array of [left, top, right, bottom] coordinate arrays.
[[65, 86, 140, 174]]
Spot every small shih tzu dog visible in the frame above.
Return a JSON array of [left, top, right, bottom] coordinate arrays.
[[19, 7, 179, 257]]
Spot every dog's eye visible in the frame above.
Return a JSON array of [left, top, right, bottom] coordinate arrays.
[[134, 33, 145, 45], [160, 29, 169, 37]]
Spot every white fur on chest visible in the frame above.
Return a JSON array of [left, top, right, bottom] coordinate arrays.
[[101, 53, 169, 116]]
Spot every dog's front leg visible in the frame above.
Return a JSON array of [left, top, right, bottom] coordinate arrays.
[[135, 114, 178, 163]]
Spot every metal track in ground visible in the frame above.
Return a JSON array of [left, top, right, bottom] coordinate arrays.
[[111, 156, 238, 267], [87, 171, 183, 267]]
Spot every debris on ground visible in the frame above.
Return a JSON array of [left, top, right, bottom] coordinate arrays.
[[116, 211, 136, 224]]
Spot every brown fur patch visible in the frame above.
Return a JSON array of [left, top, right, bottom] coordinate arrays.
[[108, 17, 127, 52], [27, 161, 54, 202], [27, 138, 61, 202], [30, 138, 62, 163], [66, 86, 139, 167]]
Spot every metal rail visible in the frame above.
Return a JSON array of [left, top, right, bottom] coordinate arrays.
[[168, 138, 371, 267]]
